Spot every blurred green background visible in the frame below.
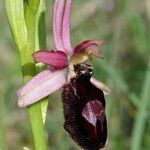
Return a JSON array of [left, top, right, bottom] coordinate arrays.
[[0, 0, 150, 149]]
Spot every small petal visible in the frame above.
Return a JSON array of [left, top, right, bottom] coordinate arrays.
[[62, 0, 73, 54], [74, 40, 104, 58], [90, 77, 111, 95], [33, 50, 68, 69], [82, 100, 105, 127], [53, 0, 65, 50], [17, 69, 68, 107]]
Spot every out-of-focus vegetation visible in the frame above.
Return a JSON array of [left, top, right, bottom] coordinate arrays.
[[0, 0, 150, 149]]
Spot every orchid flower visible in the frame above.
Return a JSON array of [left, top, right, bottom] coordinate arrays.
[[17, 0, 111, 149], [17, 0, 110, 108]]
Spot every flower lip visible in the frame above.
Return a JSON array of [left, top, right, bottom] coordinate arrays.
[[82, 100, 105, 127], [74, 63, 93, 78]]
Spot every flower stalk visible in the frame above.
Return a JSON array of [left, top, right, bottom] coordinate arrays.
[[4, 0, 47, 149], [0, 91, 7, 150]]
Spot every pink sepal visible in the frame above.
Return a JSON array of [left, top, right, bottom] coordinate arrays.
[[33, 50, 68, 69], [53, 0, 73, 54], [53, 0, 65, 50], [17, 69, 68, 108], [74, 40, 104, 58], [82, 100, 105, 127], [62, 0, 73, 54], [90, 77, 111, 95]]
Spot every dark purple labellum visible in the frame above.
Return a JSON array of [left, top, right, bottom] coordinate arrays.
[[62, 63, 107, 150]]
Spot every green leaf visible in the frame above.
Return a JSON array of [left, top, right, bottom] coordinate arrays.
[[35, 0, 48, 124], [4, 0, 27, 50], [26, 0, 40, 13], [131, 59, 150, 150], [4, 0, 48, 149]]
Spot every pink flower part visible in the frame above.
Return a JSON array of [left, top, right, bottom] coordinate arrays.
[[33, 50, 68, 69], [17, 69, 68, 108], [82, 100, 105, 127], [53, 0, 73, 54], [53, 0, 65, 50], [62, 0, 73, 54], [74, 40, 104, 57], [90, 77, 111, 95]]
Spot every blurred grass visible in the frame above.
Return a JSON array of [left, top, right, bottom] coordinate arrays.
[[0, 0, 150, 149]]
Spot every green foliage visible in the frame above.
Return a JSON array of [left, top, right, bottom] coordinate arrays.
[[4, 0, 47, 149]]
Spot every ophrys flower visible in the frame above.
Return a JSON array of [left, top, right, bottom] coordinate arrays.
[[17, 0, 110, 108], [17, 0, 111, 149]]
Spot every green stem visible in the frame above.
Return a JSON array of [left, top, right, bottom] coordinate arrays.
[[131, 59, 150, 150], [4, 0, 48, 149], [0, 93, 7, 150]]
